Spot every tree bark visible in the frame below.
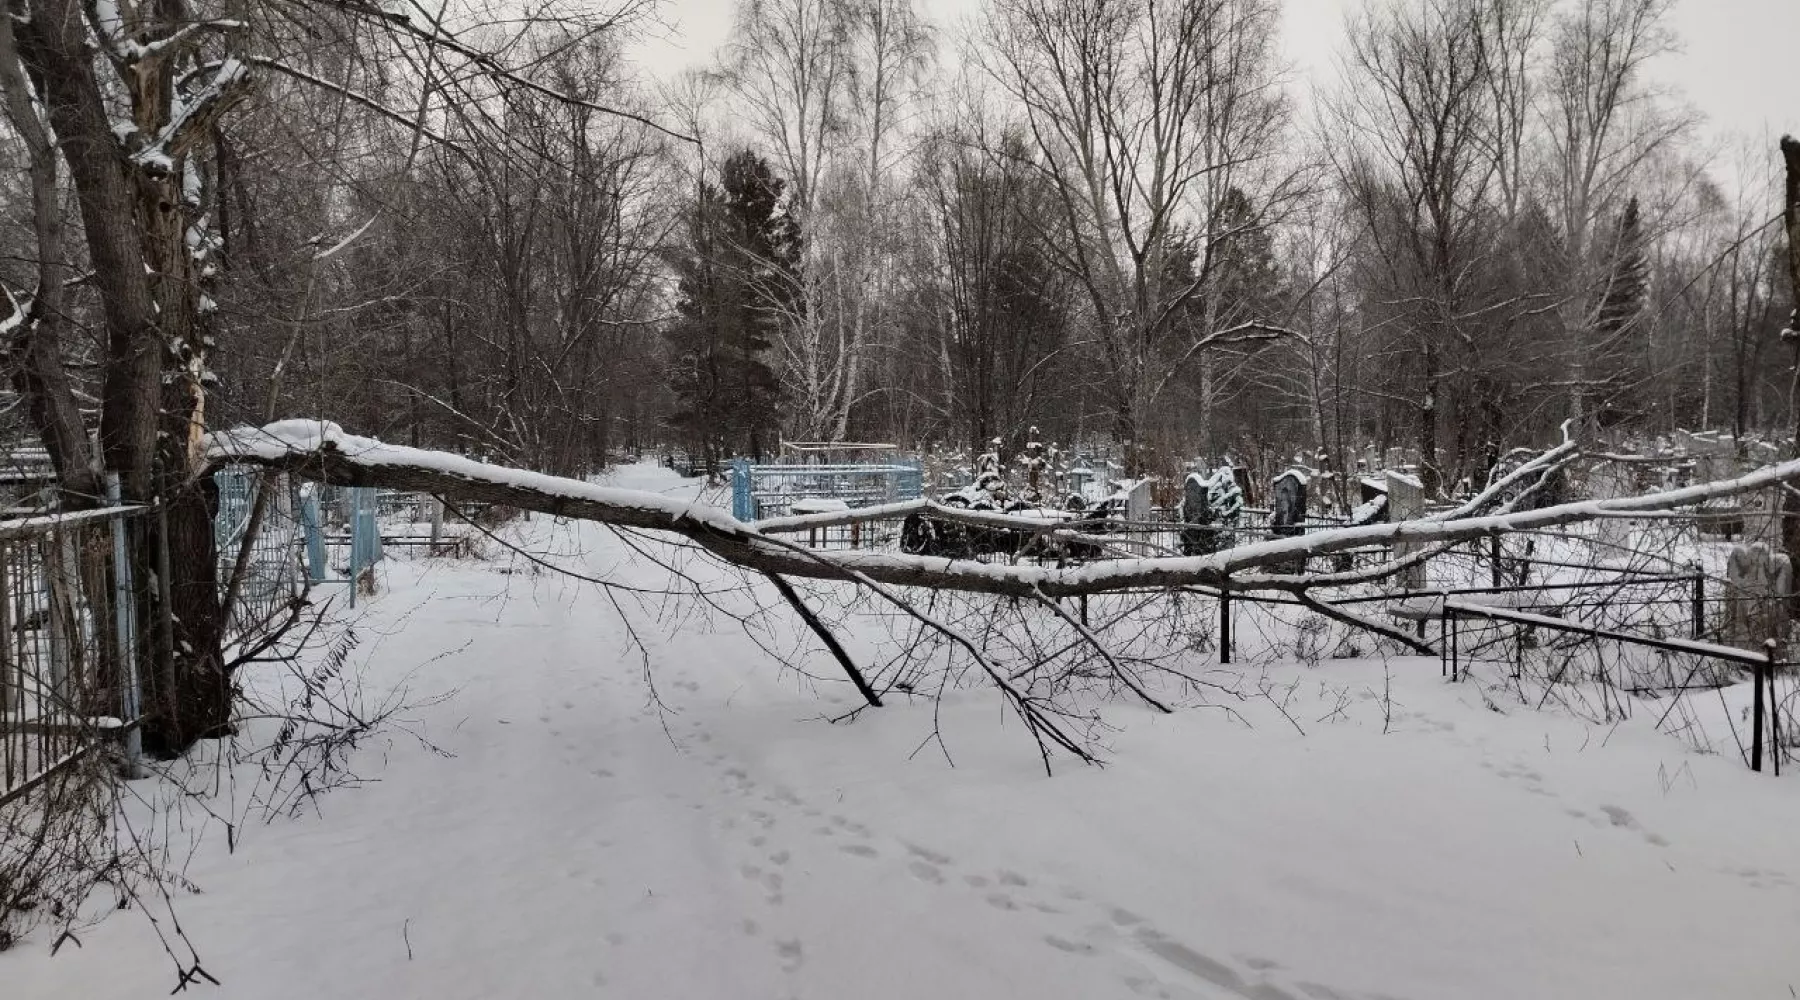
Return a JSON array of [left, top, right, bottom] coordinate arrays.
[[1778, 136, 1800, 616], [14, 0, 237, 755], [14, 2, 161, 499], [0, 13, 102, 509]]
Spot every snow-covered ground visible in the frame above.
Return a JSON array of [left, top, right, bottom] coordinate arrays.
[[7, 463, 1800, 999]]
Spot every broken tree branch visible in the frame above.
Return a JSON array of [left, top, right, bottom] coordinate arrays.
[[764, 572, 882, 709], [206, 420, 1800, 602]]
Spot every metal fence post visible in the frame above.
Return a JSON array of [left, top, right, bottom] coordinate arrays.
[[1751, 643, 1768, 773], [1219, 585, 1233, 664], [348, 488, 366, 608], [429, 496, 444, 549], [106, 474, 145, 779], [43, 531, 70, 711], [1443, 599, 1457, 680], [301, 488, 326, 584], [1765, 640, 1781, 777], [368, 490, 384, 566], [1690, 562, 1705, 640], [730, 458, 753, 520]]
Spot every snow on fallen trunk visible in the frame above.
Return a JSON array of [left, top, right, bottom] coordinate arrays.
[[206, 420, 1800, 599]]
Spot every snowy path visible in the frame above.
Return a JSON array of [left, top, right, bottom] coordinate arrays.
[[8, 464, 1800, 998]]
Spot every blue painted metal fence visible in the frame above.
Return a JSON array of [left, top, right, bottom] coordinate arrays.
[[730, 457, 923, 521], [213, 470, 386, 614]]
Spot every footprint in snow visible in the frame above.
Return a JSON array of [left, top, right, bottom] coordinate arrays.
[[1598, 804, 1637, 828], [907, 860, 945, 884], [1044, 934, 1096, 956], [1123, 974, 1174, 999], [775, 938, 804, 972], [1596, 804, 1667, 846], [904, 843, 953, 866], [840, 843, 877, 858], [830, 815, 871, 836], [1131, 927, 1307, 1000], [740, 863, 784, 904]]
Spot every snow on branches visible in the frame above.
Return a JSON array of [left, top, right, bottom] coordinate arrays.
[[209, 420, 1800, 602]]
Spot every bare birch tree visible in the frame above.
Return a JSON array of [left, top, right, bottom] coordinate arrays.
[[1543, 0, 1685, 428], [981, 0, 1298, 472]]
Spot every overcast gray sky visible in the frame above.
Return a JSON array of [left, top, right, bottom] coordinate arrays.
[[627, 0, 1799, 151]]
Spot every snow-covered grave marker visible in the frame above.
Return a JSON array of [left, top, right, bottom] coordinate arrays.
[[1270, 469, 1308, 574], [1271, 470, 1307, 537], [1589, 463, 1638, 554], [1123, 479, 1153, 523], [1724, 542, 1792, 655], [1179, 473, 1214, 557], [1385, 470, 1424, 589]]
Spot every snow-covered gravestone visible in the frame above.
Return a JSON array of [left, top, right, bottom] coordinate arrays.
[[1209, 468, 1244, 550], [1385, 470, 1425, 589], [1270, 470, 1307, 538], [1180, 473, 1214, 556], [975, 438, 1003, 479], [1124, 479, 1154, 523], [1269, 469, 1308, 574], [1588, 463, 1635, 554], [1180, 468, 1242, 556], [1724, 542, 1792, 653]]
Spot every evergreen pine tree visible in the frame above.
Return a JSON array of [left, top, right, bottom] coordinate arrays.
[[665, 150, 800, 471], [1596, 196, 1649, 343]]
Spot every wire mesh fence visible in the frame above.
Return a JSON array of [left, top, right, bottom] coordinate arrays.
[[214, 469, 310, 649], [730, 458, 924, 521], [0, 507, 147, 806]]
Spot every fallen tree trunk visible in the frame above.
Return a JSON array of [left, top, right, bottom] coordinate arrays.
[[209, 420, 1800, 601]]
